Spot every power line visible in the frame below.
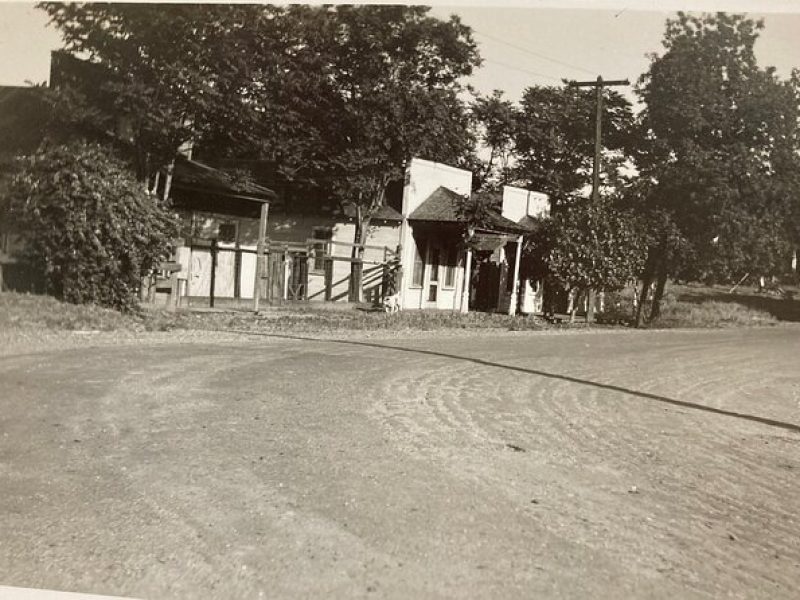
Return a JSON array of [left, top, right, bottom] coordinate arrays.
[[474, 29, 598, 78], [483, 58, 562, 83]]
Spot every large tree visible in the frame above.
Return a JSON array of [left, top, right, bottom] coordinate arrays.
[[514, 84, 635, 203], [40, 5, 480, 302], [471, 90, 519, 190], [40, 3, 299, 190], [511, 84, 637, 321], [203, 5, 481, 300], [308, 6, 481, 300], [635, 12, 800, 321]]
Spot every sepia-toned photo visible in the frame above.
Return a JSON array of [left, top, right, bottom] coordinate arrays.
[[1, 1, 799, 598]]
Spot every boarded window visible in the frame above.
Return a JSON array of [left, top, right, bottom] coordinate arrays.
[[312, 227, 333, 272], [412, 240, 424, 287]]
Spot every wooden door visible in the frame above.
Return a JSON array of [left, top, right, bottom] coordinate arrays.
[[423, 242, 441, 308], [474, 261, 500, 311], [214, 246, 236, 298], [188, 248, 212, 297], [267, 251, 284, 304]]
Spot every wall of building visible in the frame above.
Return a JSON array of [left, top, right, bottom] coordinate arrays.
[[501, 186, 550, 221], [325, 221, 401, 303], [501, 186, 548, 315], [403, 232, 466, 311], [399, 158, 473, 311], [175, 208, 400, 304]]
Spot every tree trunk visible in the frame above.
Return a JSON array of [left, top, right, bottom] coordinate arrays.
[[635, 253, 657, 328], [568, 288, 577, 323], [350, 210, 370, 303], [586, 288, 595, 324], [648, 264, 668, 322], [149, 171, 161, 196]]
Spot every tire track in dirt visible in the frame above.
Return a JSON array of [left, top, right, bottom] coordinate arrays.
[[367, 337, 800, 598]]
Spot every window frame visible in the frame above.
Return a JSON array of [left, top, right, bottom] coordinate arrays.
[[429, 247, 440, 283], [217, 221, 238, 244], [443, 246, 458, 289], [310, 226, 333, 274], [411, 239, 425, 288]]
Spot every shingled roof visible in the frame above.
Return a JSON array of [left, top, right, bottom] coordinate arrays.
[[409, 187, 533, 234]]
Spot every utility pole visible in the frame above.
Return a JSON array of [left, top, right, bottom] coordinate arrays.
[[568, 76, 629, 322], [569, 76, 629, 202]]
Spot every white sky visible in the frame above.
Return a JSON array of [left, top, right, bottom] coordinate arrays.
[[1, 0, 799, 108]]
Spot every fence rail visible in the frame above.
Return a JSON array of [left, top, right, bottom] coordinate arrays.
[[171, 237, 402, 307]]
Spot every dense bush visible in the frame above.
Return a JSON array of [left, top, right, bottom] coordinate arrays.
[[548, 198, 648, 296], [3, 142, 179, 311]]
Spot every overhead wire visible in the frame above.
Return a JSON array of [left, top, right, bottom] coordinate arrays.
[[482, 58, 563, 83], [474, 28, 599, 78]]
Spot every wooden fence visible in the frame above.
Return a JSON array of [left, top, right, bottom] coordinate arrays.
[[149, 237, 402, 309]]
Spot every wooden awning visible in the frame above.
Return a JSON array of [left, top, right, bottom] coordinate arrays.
[[468, 233, 511, 252]]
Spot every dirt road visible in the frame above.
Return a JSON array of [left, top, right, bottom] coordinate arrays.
[[1, 327, 799, 599]]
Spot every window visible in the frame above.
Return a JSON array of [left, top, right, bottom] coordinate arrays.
[[412, 240, 424, 287], [444, 247, 458, 288], [427, 283, 438, 302], [218, 222, 237, 244], [429, 248, 440, 282], [311, 227, 333, 272]]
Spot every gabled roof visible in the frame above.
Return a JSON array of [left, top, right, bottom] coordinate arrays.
[[172, 156, 275, 202], [408, 186, 464, 222], [409, 186, 533, 234]]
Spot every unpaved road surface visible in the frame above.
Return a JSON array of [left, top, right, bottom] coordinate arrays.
[[1, 327, 799, 599]]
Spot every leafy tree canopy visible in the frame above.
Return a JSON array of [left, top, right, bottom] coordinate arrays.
[[471, 90, 518, 190], [39, 3, 298, 181], [548, 197, 647, 294], [636, 11, 800, 282], [514, 85, 635, 202]]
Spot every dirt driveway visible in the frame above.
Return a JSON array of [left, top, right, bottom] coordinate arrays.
[[1, 327, 799, 599]]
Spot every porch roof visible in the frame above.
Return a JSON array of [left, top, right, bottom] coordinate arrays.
[[408, 187, 532, 235], [172, 157, 276, 203]]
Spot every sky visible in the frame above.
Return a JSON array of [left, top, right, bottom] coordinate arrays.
[[1, 0, 800, 109]]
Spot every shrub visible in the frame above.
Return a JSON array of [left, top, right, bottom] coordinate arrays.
[[548, 198, 648, 300], [3, 142, 179, 311]]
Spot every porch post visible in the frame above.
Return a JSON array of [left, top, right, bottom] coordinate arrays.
[[460, 246, 472, 314], [253, 201, 269, 313], [508, 235, 523, 316]]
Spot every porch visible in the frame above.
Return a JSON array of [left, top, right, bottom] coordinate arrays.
[[403, 186, 534, 315]]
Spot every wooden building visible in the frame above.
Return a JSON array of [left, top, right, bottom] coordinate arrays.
[[165, 157, 403, 308]]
